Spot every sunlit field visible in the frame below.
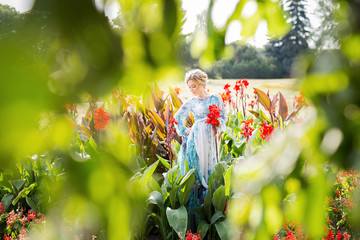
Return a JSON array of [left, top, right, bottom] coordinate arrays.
[[163, 78, 301, 113]]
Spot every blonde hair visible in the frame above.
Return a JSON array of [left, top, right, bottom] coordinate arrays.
[[184, 69, 208, 86]]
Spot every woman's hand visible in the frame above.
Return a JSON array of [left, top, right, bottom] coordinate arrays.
[[185, 128, 191, 135]]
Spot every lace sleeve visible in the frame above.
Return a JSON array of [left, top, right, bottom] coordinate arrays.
[[174, 98, 192, 137]]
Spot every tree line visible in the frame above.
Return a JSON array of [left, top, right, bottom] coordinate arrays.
[[1, 0, 338, 80], [179, 0, 338, 79]]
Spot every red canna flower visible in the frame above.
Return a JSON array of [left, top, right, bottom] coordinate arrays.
[[94, 108, 110, 130], [326, 230, 334, 240], [28, 210, 36, 221], [260, 123, 274, 141], [0, 202, 5, 214], [4, 235, 12, 240], [234, 80, 241, 92], [343, 232, 351, 240], [174, 87, 180, 95], [205, 104, 222, 163], [335, 231, 341, 240], [285, 230, 296, 240], [205, 105, 221, 126], [241, 119, 254, 142], [170, 118, 178, 125], [224, 83, 231, 90], [64, 103, 78, 113], [248, 100, 256, 109], [20, 227, 27, 240], [336, 189, 340, 197], [186, 230, 201, 240], [242, 79, 249, 87], [221, 92, 229, 103]]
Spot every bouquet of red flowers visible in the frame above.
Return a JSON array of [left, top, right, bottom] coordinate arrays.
[[205, 104, 222, 162]]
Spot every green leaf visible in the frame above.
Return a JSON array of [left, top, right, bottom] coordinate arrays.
[[204, 188, 212, 219], [179, 170, 195, 206], [212, 185, 226, 212], [164, 165, 181, 191], [148, 176, 162, 193], [210, 211, 224, 224], [197, 220, 210, 239], [136, 155, 147, 169], [12, 183, 36, 206], [2, 193, 14, 210], [232, 140, 246, 157], [148, 191, 163, 208], [166, 206, 188, 239], [26, 196, 37, 211], [224, 165, 232, 197], [179, 169, 195, 186], [249, 110, 260, 120], [215, 220, 229, 240], [169, 186, 179, 208], [84, 139, 98, 159], [140, 160, 159, 187], [213, 163, 225, 185], [157, 155, 171, 170], [222, 153, 232, 163], [12, 179, 25, 191]]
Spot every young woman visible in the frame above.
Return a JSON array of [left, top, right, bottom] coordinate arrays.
[[174, 69, 227, 207]]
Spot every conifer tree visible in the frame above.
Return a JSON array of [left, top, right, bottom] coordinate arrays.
[[266, 0, 311, 77]]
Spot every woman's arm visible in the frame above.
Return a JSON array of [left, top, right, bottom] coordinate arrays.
[[174, 99, 192, 136]]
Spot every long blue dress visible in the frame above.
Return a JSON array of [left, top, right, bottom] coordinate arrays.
[[174, 94, 227, 191]]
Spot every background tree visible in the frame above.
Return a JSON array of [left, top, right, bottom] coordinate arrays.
[[207, 43, 283, 79], [312, 0, 340, 50], [266, 0, 311, 77]]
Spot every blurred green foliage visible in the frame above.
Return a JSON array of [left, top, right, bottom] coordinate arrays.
[[1, 0, 360, 239]]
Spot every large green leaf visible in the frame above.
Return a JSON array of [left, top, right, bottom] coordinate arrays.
[[12, 183, 36, 205], [148, 176, 162, 193], [140, 160, 159, 187], [214, 220, 229, 240], [213, 163, 225, 185], [164, 165, 181, 191], [212, 185, 226, 212], [179, 169, 195, 186], [148, 191, 163, 209], [2, 193, 14, 210], [232, 140, 246, 157], [169, 186, 179, 208], [224, 165, 232, 197], [12, 179, 26, 191], [204, 188, 212, 219], [84, 138, 98, 159], [157, 155, 171, 170], [210, 211, 224, 224], [197, 220, 210, 239], [166, 206, 187, 239], [179, 170, 195, 206], [26, 196, 38, 211]]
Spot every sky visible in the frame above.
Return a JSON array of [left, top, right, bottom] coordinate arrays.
[[0, 0, 320, 48]]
